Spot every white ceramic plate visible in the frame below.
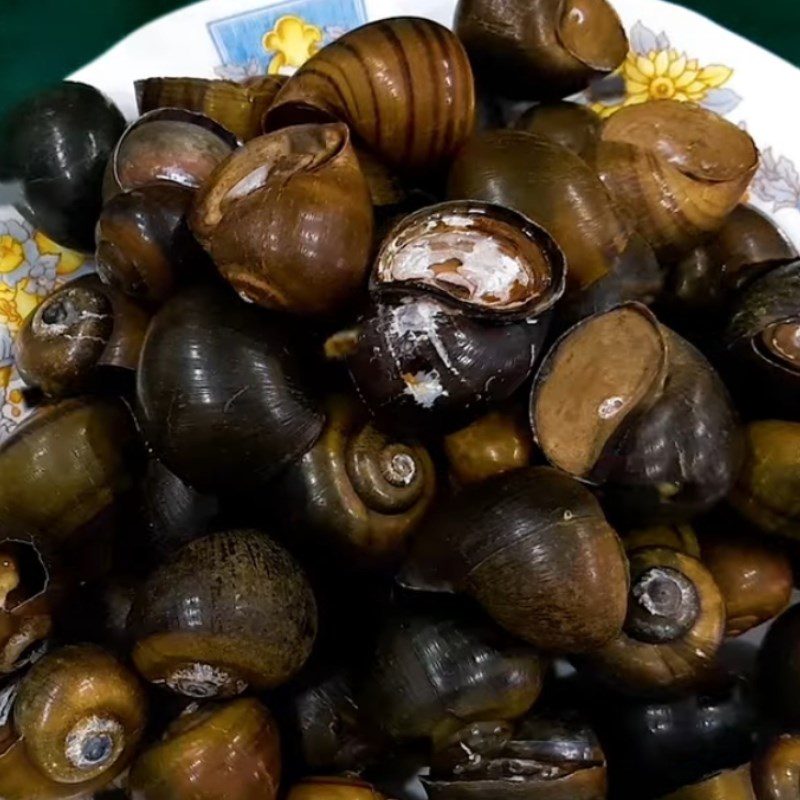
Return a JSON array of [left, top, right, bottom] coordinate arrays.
[[1, 0, 800, 441]]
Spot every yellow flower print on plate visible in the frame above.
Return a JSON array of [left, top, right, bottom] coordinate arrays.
[[263, 15, 323, 75]]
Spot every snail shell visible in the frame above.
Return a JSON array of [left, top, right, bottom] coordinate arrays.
[[129, 529, 317, 697], [129, 698, 281, 800], [657, 765, 756, 800], [190, 123, 373, 315], [136, 285, 325, 494], [596, 101, 759, 256], [400, 466, 629, 652], [578, 547, 726, 695], [13, 644, 146, 785], [287, 777, 385, 800], [15, 276, 149, 397], [276, 395, 436, 563], [265, 18, 475, 172], [752, 734, 800, 800], [532, 304, 743, 523], [358, 610, 545, 744], [514, 101, 602, 162], [136, 75, 286, 141]]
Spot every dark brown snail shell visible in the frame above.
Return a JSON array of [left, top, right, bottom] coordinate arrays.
[[424, 714, 607, 800], [444, 407, 533, 485], [136, 76, 286, 141], [664, 206, 797, 324], [578, 547, 725, 695], [722, 261, 800, 419], [104, 108, 239, 200], [332, 293, 550, 433], [190, 123, 373, 315], [128, 698, 281, 800], [129, 529, 317, 697], [264, 18, 475, 173], [596, 101, 759, 257], [729, 420, 800, 539], [699, 529, 792, 636], [358, 610, 545, 744], [0, 397, 139, 544], [514, 101, 602, 162], [96, 182, 211, 306], [136, 284, 325, 495], [0, 82, 126, 252], [274, 395, 436, 564], [758, 604, 800, 727], [371, 201, 566, 320], [531, 304, 744, 523], [454, 0, 628, 100], [287, 776, 385, 800], [752, 734, 800, 800], [587, 673, 755, 799], [400, 466, 629, 652], [15, 275, 150, 397], [657, 766, 756, 800]]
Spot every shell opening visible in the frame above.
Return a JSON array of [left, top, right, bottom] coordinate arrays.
[[761, 319, 800, 371], [377, 206, 554, 313], [625, 566, 699, 644], [558, 0, 628, 72], [65, 715, 123, 771], [165, 662, 248, 698], [533, 306, 666, 477]]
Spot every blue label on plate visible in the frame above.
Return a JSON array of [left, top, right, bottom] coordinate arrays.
[[208, 0, 368, 80]]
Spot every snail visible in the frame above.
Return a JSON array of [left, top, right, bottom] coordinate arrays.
[[514, 101, 602, 162], [424, 713, 608, 799], [0, 644, 146, 799], [0, 397, 139, 545], [752, 734, 800, 800], [135, 75, 286, 141], [103, 108, 239, 200], [0, 81, 125, 252], [454, 0, 628, 100], [265, 18, 475, 173], [531, 304, 743, 523], [729, 420, 800, 539], [443, 406, 533, 485], [129, 698, 281, 800], [759, 604, 800, 727], [273, 395, 436, 564], [577, 547, 726, 695], [722, 260, 800, 419], [128, 529, 317, 697], [96, 183, 212, 306], [400, 466, 629, 652], [287, 777, 385, 800], [596, 100, 759, 257], [657, 766, 756, 800], [136, 284, 325, 495], [358, 609, 546, 745], [624, 523, 701, 557], [15, 276, 150, 397], [370, 201, 566, 321], [588, 673, 755, 799], [190, 123, 374, 315]]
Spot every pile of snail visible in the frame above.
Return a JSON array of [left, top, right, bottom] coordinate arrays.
[[2, 1, 800, 798]]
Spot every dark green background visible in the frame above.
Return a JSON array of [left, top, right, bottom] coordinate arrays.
[[1, 0, 799, 117]]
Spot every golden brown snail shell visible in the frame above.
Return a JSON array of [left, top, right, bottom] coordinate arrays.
[[96, 182, 211, 306], [275, 395, 436, 563], [136, 76, 286, 141], [596, 101, 759, 256], [729, 420, 800, 539], [129, 529, 317, 697], [400, 466, 629, 653], [264, 18, 475, 172], [190, 123, 373, 315], [104, 108, 239, 200], [657, 766, 756, 800], [15, 276, 149, 397], [514, 101, 602, 162], [128, 698, 281, 800], [624, 524, 701, 558], [531, 304, 743, 523], [455, 0, 628, 100], [752, 734, 800, 800], [578, 547, 725, 696], [444, 407, 533, 486], [287, 776, 385, 800]]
